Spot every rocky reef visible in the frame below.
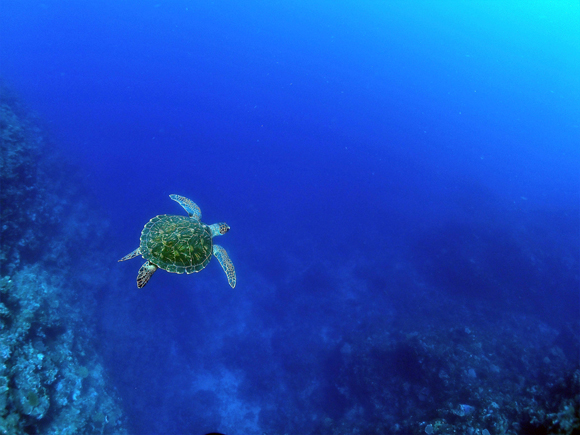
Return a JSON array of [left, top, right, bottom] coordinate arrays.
[[320, 314, 580, 435], [0, 83, 126, 434]]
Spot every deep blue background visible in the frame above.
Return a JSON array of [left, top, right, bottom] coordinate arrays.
[[1, 1, 579, 433]]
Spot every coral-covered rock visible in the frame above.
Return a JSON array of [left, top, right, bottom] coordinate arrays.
[[325, 316, 580, 435], [0, 84, 126, 434], [0, 267, 127, 434]]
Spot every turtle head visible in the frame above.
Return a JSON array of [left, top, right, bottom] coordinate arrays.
[[209, 223, 230, 237]]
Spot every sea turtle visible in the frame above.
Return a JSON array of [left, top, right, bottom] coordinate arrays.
[[119, 194, 236, 288]]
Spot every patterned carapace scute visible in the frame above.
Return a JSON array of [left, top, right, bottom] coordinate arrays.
[[141, 215, 213, 274]]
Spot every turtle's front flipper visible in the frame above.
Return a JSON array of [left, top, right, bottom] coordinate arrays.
[[169, 194, 202, 220], [213, 245, 236, 288], [119, 247, 141, 262], [137, 261, 158, 288]]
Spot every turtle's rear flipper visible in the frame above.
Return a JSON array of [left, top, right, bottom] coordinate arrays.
[[213, 245, 236, 288], [119, 248, 141, 262], [137, 261, 158, 288]]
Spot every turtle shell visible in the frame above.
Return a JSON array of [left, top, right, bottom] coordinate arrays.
[[140, 214, 212, 274]]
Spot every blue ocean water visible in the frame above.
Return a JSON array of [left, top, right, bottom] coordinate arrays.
[[1, 1, 579, 434]]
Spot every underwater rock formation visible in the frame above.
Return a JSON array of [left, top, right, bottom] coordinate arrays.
[[0, 84, 126, 434], [0, 85, 108, 276], [321, 317, 579, 435], [0, 269, 126, 434]]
